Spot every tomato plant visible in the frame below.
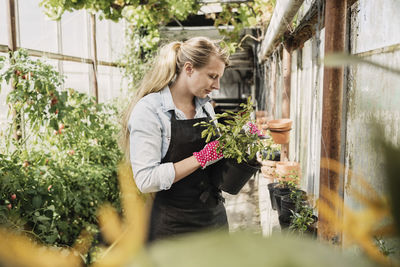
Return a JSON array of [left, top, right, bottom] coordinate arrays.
[[0, 50, 122, 248]]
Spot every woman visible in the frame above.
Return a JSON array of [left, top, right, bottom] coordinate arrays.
[[122, 37, 230, 242]]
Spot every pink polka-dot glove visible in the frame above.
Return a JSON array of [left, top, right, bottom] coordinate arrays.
[[193, 140, 224, 169]]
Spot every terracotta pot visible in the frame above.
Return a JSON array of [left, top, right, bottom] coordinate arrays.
[[260, 159, 277, 180], [261, 159, 277, 167], [256, 117, 268, 125], [269, 129, 291, 144], [261, 165, 275, 179], [267, 119, 292, 144], [267, 119, 292, 130], [275, 161, 300, 184], [255, 110, 268, 118]]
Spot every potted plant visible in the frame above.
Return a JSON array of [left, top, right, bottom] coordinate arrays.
[[273, 170, 301, 216], [279, 189, 307, 217], [194, 97, 270, 194], [275, 161, 301, 181], [289, 204, 318, 237]]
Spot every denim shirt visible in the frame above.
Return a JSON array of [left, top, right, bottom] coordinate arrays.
[[128, 86, 215, 193]]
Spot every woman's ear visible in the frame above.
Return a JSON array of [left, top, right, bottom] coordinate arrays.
[[183, 62, 194, 76]]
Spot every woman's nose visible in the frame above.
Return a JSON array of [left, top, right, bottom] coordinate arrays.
[[212, 78, 220, 90]]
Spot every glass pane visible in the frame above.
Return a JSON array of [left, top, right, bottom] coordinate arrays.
[[18, 1, 58, 52], [96, 17, 111, 62], [63, 61, 90, 95], [111, 66, 128, 99], [97, 65, 111, 103], [0, 0, 8, 45], [110, 20, 125, 62], [61, 10, 89, 58]]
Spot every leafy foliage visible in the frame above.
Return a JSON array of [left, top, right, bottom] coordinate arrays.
[[289, 204, 316, 235], [211, 0, 275, 50], [137, 230, 376, 267], [194, 97, 269, 164], [39, 0, 274, 90], [0, 50, 122, 247]]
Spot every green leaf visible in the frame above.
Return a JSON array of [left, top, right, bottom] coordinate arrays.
[[201, 129, 208, 139], [206, 132, 212, 143], [32, 195, 42, 208]]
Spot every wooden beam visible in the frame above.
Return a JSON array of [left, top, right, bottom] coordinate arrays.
[[6, 0, 17, 52], [281, 44, 292, 161], [318, 0, 347, 244], [90, 14, 99, 103], [6, 0, 19, 141]]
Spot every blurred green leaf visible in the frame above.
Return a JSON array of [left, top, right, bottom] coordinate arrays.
[[381, 141, 400, 238], [133, 231, 377, 267], [324, 52, 400, 76]]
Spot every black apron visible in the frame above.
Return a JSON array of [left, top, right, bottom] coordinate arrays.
[[147, 108, 228, 243]]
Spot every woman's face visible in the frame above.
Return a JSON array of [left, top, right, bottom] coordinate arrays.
[[185, 55, 225, 99]]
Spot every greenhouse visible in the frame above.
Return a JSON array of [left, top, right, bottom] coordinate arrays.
[[0, 0, 399, 266]]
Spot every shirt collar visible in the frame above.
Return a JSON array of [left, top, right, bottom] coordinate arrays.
[[160, 86, 211, 112]]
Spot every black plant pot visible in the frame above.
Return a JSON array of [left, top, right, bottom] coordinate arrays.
[[278, 214, 291, 229], [267, 182, 279, 210], [280, 195, 296, 217], [274, 187, 291, 215], [279, 190, 308, 217], [211, 158, 260, 195], [262, 149, 281, 161]]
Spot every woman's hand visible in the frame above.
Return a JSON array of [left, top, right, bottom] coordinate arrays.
[[193, 140, 224, 169]]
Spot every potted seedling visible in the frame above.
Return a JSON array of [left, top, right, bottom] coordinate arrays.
[[274, 172, 300, 216], [194, 97, 270, 194], [289, 204, 318, 237]]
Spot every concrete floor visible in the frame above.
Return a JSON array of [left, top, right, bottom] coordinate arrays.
[[223, 171, 280, 235]]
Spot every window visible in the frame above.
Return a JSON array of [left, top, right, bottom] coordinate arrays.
[[61, 10, 89, 58], [96, 17, 111, 62], [18, 0, 58, 52], [63, 61, 91, 94], [0, 0, 8, 45], [110, 20, 126, 61], [1, 1, 128, 109]]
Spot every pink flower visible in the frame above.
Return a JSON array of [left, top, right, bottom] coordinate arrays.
[[48, 185, 52, 192], [11, 194, 16, 200], [247, 122, 262, 136]]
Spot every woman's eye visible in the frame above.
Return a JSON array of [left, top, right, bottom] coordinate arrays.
[[209, 75, 217, 79]]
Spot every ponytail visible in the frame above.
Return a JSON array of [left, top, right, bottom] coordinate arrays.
[[120, 41, 181, 159]]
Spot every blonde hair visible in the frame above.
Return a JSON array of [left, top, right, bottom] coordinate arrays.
[[120, 37, 230, 160]]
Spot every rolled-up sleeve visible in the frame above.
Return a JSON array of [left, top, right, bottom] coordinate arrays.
[[128, 99, 175, 193]]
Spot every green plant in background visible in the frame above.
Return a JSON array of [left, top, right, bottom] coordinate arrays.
[[374, 236, 396, 257], [277, 170, 299, 190], [0, 50, 122, 251], [39, 0, 275, 90], [0, 50, 67, 144], [194, 97, 268, 164], [211, 0, 275, 51], [289, 204, 316, 235]]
